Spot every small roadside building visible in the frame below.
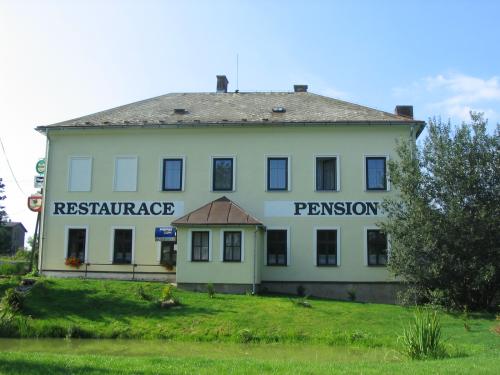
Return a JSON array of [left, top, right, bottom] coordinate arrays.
[[36, 76, 425, 303], [0, 222, 27, 255]]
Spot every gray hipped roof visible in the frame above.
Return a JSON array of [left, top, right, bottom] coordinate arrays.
[[36, 91, 424, 131]]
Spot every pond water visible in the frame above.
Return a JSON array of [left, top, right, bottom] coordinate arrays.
[[0, 339, 399, 363]]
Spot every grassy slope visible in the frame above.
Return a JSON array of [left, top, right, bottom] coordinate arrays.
[[0, 277, 498, 374]]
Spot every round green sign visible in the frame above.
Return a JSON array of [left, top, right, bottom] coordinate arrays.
[[36, 159, 46, 175]]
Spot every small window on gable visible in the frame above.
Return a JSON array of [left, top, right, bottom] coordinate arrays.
[[68, 157, 92, 192], [114, 156, 138, 192]]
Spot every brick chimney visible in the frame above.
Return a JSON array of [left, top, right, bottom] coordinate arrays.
[[294, 84, 308, 93], [395, 105, 413, 119], [216, 75, 229, 93]]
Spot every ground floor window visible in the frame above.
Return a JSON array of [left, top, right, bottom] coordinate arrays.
[[67, 228, 86, 262], [223, 231, 242, 262], [113, 228, 133, 264], [367, 229, 387, 266], [267, 229, 287, 266], [191, 231, 209, 261], [316, 229, 338, 266]]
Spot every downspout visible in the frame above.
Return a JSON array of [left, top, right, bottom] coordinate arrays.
[[38, 132, 50, 272]]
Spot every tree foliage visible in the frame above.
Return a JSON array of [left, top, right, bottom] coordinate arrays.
[[0, 178, 8, 252], [381, 113, 499, 310]]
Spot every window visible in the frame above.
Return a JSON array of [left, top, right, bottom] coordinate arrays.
[[113, 229, 133, 264], [191, 231, 210, 261], [114, 156, 138, 191], [68, 157, 92, 192], [366, 157, 387, 191], [223, 231, 242, 262], [267, 229, 287, 266], [316, 157, 337, 191], [212, 158, 234, 191], [66, 228, 86, 262], [316, 229, 338, 266], [162, 158, 183, 191], [367, 229, 388, 266], [267, 157, 288, 191]]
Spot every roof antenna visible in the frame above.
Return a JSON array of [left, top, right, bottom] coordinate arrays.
[[236, 53, 239, 93]]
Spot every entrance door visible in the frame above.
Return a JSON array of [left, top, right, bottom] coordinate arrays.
[[160, 242, 177, 268]]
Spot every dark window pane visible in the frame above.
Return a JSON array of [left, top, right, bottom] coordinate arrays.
[[67, 228, 86, 261], [268, 158, 288, 190], [160, 242, 176, 266], [192, 231, 209, 261], [316, 157, 336, 191], [366, 157, 387, 190], [223, 231, 241, 262], [367, 229, 387, 266], [113, 229, 133, 264], [163, 159, 182, 190], [213, 158, 233, 191], [267, 229, 287, 265], [316, 230, 337, 266]]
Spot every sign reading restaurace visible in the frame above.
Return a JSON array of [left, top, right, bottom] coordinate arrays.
[[51, 201, 184, 216], [265, 201, 382, 217]]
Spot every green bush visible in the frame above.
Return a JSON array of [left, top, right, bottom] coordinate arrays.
[[0, 288, 24, 313], [0, 262, 27, 276], [400, 309, 446, 360], [13, 249, 31, 261], [161, 284, 175, 301], [206, 283, 215, 298]]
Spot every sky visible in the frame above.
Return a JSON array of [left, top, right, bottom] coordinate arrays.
[[0, 0, 499, 239]]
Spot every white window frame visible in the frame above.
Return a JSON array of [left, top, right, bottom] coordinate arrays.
[[159, 155, 186, 192], [113, 156, 138, 192], [210, 155, 236, 192], [265, 155, 291, 192], [187, 229, 212, 262], [363, 226, 390, 266], [313, 154, 340, 192], [64, 225, 89, 263], [68, 156, 92, 192], [264, 226, 291, 266], [363, 154, 390, 192], [313, 226, 340, 266], [219, 229, 245, 262], [110, 226, 136, 264]]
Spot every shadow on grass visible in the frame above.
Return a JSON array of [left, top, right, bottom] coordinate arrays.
[[22, 282, 222, 322], [0, 359, 121, 375]]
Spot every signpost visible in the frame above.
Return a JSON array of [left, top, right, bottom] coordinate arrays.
[[35, 159, 46, 175], [155, 227, 177, 242]]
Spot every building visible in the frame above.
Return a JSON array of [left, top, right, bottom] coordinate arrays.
[[36, 76, 425, 303], [0, 222, 27, 255]]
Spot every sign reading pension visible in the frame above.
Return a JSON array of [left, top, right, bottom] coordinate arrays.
[[265, 201, 382, 217], [51, 201, 184, 216]]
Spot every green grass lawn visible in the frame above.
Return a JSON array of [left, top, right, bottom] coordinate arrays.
[[0, 277, 498, 374]]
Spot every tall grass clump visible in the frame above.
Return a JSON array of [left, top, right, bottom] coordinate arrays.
[[400, 308, 446, 360]]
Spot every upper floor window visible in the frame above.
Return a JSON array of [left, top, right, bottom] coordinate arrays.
[[267, 157, 288, 191], [212, 158, 234, 191], [68, 156, 92, 192], [365, 157, 387, 191], [114, 156, 138, 192], [316, 157, 337, 191], [162, 158, 183, 191], [367, 229, 388, 266]]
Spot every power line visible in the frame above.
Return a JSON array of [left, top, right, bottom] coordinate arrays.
[[0, 136, 26, 195]]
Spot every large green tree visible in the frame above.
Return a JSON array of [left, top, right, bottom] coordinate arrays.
[[381, 113, 499, 310]]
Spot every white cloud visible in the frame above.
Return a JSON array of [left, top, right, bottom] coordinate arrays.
[[394, 73, 500, 125]]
